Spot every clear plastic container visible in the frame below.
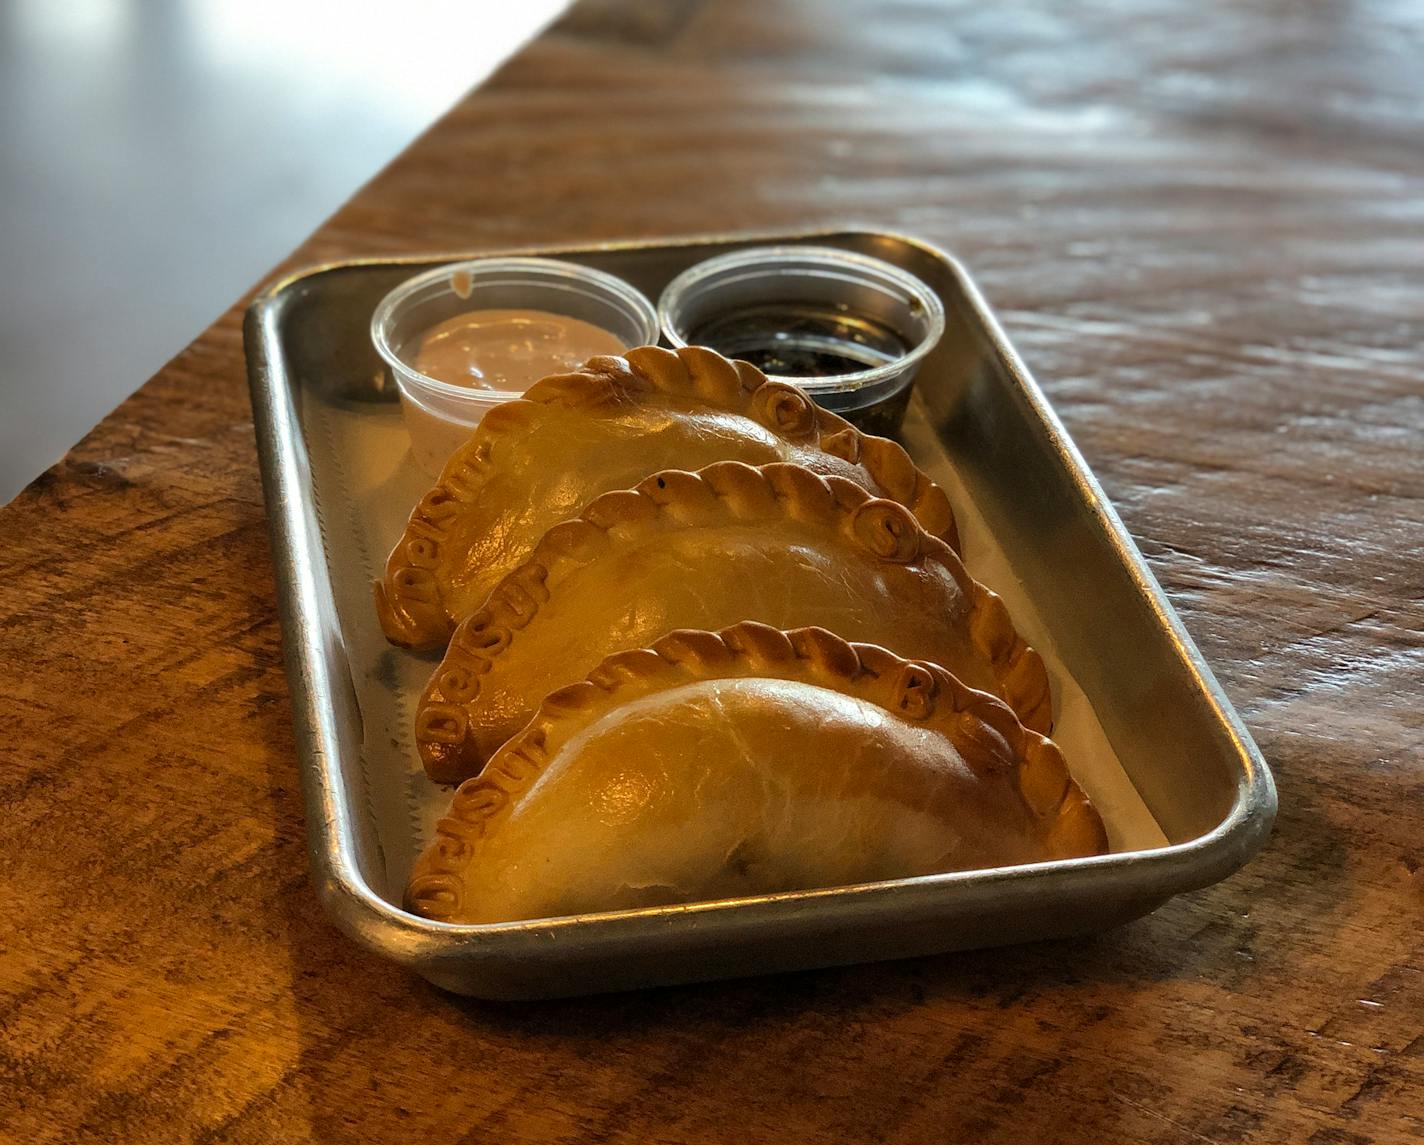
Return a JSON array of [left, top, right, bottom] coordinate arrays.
[[658, 246, 945, 436], [372, 257, 658, 474]]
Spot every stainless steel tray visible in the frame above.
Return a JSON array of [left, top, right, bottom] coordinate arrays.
[[244, 229, 1276, 999]]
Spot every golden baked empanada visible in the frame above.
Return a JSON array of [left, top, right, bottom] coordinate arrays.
[[415, 461, 1049, 783], [407, 622, 1106, 925], [375, 346, 957, 649]]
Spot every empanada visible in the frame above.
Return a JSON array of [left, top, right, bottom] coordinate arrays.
[[375, 345, 957, 649], [416, 461, 1050, 784], [407, 622, 1106, 925]]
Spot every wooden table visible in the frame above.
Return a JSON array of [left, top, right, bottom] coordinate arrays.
[[3, 1, 1421, 1140]]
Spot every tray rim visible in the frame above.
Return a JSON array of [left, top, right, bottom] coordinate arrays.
[[243, 226, 1277, 973]]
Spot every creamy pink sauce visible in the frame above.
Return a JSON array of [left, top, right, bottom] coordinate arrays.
[[411, 308, 625, 391]]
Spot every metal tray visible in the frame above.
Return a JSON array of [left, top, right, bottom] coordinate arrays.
[[244, 229, 1276, 998]]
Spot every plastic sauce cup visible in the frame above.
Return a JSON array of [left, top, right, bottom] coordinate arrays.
[[658, 246, 945, 436], [372, 257, 658, 474]]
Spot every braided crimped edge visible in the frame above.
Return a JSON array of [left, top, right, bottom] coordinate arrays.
[[406, 621, 1106, 924], [374, 345, 958, 649], [414, 459, 1050, 783]]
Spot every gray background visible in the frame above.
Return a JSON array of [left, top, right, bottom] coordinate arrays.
[[0, 0, 565, 504]]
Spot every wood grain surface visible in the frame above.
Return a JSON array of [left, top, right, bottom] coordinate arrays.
[[3, 0, 1421, 1140]]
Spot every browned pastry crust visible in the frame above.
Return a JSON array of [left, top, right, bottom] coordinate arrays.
[[415, 460, 1050, 784], [375, 345, 958, 650], [407, 622, 1106, 925]]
